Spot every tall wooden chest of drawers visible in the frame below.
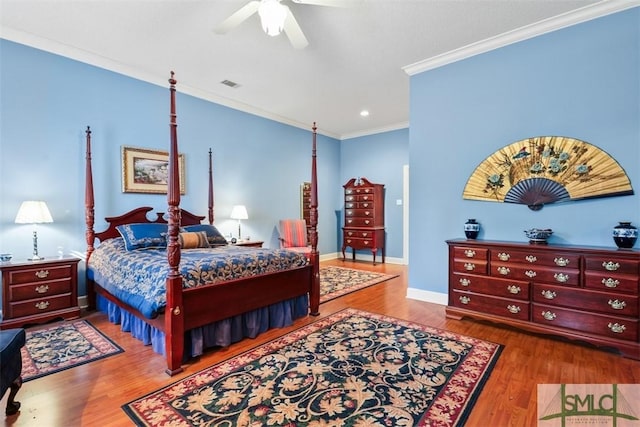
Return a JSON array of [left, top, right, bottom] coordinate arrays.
[[1, 257, 80, 329], [446, 239, 639, 359], [341, 177, 385, 264]]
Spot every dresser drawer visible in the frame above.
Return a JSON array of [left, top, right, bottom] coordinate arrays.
[[452, 259, 488, 275], [584, 272, 638, 294], [452, 290, 529, 320], [7, 293, 74, 319], [6, 264, 73, 285], [453, 246, 488, 261], [451, 273, 529, 300], [343, 237, 377, 249], [532, 284, 638, 317], [491, 263, 580, 286], [345, 208, 376, 218], [8, 278, 72, 302], [584, 257, 639, 275], [344, 229, 376, 240], [533, 303, 638, 342], [491, 250, 580, 268], [345, 217, 375, 227]]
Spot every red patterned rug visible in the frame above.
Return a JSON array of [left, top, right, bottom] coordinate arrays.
[[320, 266, 398, 303], [21, 319, 123, 381], [123, 308, 502, 426]]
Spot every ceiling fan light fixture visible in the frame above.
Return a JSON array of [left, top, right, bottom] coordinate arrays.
[[258, 0, 287, 36]]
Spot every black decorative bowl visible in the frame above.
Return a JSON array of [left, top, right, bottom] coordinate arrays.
[[0, 253, 13, 262], [524, 228, 553, 244]]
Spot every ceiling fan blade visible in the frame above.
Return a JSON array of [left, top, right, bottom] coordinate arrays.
[[213, 1, 260, 34], [283, 6, 309, 49], [291, 0, 350, 7]]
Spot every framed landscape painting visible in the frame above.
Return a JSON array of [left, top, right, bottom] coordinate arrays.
[[122, 146, 186, 194]]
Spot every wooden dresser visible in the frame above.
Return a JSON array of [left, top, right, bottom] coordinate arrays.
[[446, 239, 639, 359], [1, 257, 80, 329], [341, 177, 385, 264]]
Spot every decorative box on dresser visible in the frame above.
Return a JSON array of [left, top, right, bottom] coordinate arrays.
[[1, 257, 80, 329], [341, 177, 385, 264], [446, 239, 639, 359]]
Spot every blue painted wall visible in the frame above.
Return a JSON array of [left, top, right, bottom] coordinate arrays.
[[0, 40, 343, 296], [409, 8, 640, 295]]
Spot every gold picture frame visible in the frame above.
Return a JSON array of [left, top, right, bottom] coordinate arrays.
[[122, 146, 186, 194]]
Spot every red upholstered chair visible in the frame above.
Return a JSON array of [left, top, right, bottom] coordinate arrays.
[[278, 219, 311, 255]]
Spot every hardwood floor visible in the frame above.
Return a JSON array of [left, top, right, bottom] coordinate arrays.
[[2, 259, 638, 426]]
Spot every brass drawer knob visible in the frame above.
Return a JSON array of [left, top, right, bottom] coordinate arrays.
[[542, 311, 556, 321], [507, 285, 521, 294], [35, 301, 50, 310], [607, 322, 626, 334], [541, 290, 557, 300], [35, 270, 50, 279], [602, 261, 620, 271], [525, 270, 537, 278], [464, 263, 476, 271], [497, 252, 510, 261], [554, 273, 569, 283], [459, 295, 470, 305], [554, 257, 570, 267], [525, 255, 537, 263], [35, 284, 50, 294], [507, 305, 521, 314], [459, 278, 471, 287], [497, 266, 510, 275], [464, 249, 476, 258], [602, 278, 619, 288], [608, 299, 626, 310]]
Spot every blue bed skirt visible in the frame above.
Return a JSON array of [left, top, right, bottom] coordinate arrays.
[[97, 294, 309, 357]]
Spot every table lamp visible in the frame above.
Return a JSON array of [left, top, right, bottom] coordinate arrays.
[[15, 200, 53, 261], [230, 205, 248, 240]]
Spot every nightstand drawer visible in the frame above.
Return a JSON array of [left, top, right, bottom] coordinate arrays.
[[7, 264, 73, 285], [9, 278, 73, 302], [8, 293, 74, 319]]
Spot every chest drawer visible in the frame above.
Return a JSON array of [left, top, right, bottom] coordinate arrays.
[[453, 259, 488, 275], [6, 264, 73, 285], [584, 272, 638, 294], [8, 278, 72, 302], [7, 293, 74, 319], [533, 303, 638, 342], [451, 273, 529, 300], [452, 290, 529, 320], [491, 250, 580, 268], [532, 283, 638, 317], [491, 263, 580, 286], [584, 257, 639, 275], [453, 246, 488, 261]]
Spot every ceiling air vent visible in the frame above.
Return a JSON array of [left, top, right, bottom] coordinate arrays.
[[221, 79, 240, 88]]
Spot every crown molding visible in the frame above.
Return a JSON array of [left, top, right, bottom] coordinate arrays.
[[340, 121, 409, 141], [403, 0, 640, 76]]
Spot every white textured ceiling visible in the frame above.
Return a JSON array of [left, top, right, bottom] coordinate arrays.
[[0, 0, 632, 139]]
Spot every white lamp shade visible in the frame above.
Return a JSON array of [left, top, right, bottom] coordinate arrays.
[[15, 201, 53, 224], [230, 205, 249, 220]]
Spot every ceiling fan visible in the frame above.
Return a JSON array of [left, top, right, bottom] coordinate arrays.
[[213, 0, 347, 49]]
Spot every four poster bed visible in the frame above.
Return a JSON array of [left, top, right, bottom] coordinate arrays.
[[84, 72, 320, 376]]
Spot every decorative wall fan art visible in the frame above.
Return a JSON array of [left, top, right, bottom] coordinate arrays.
[[463, 136, 634, 210]]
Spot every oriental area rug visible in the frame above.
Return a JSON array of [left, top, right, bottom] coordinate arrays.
[[21, 319, 123, 382], [123, 308, 503, 427], [320, 266, 398, 303]]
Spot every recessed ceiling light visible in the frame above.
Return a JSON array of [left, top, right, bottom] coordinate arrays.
[[360, 110, 369, 117]]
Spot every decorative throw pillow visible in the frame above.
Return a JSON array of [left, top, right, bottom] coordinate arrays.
[[116, 223, 168, 251], [178, 231, 210, 249], [182, 224, 228, 247]]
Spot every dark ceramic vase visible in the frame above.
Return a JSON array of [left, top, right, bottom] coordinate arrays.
[[613, 222, 638, 249], [464, 219, 480, 239]]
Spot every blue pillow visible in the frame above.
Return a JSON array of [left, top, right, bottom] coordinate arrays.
[[182, 224, 228, 247], [116, 223, 168, 251]]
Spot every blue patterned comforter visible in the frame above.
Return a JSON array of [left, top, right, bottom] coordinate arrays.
[[87, 238, 309, 319]]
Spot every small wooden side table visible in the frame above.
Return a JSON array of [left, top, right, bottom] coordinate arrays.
[[0, 257, 80, 329], [233, 240, 264, 248]]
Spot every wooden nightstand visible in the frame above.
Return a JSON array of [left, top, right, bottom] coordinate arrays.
[[1, 257, 81, 329], [233, 240, 264, 248]]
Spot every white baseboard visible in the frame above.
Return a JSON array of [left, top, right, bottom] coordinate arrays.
[[320, 252, 405, 265], [406, 287, 448, 306], [78, 295, 88, 310]]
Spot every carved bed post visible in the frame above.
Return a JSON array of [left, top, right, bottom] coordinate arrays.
[[309, 122, 320, 316], [208, 148, 214, 225], [165, 72, 184, 375], [85, 126, 97, 310]]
